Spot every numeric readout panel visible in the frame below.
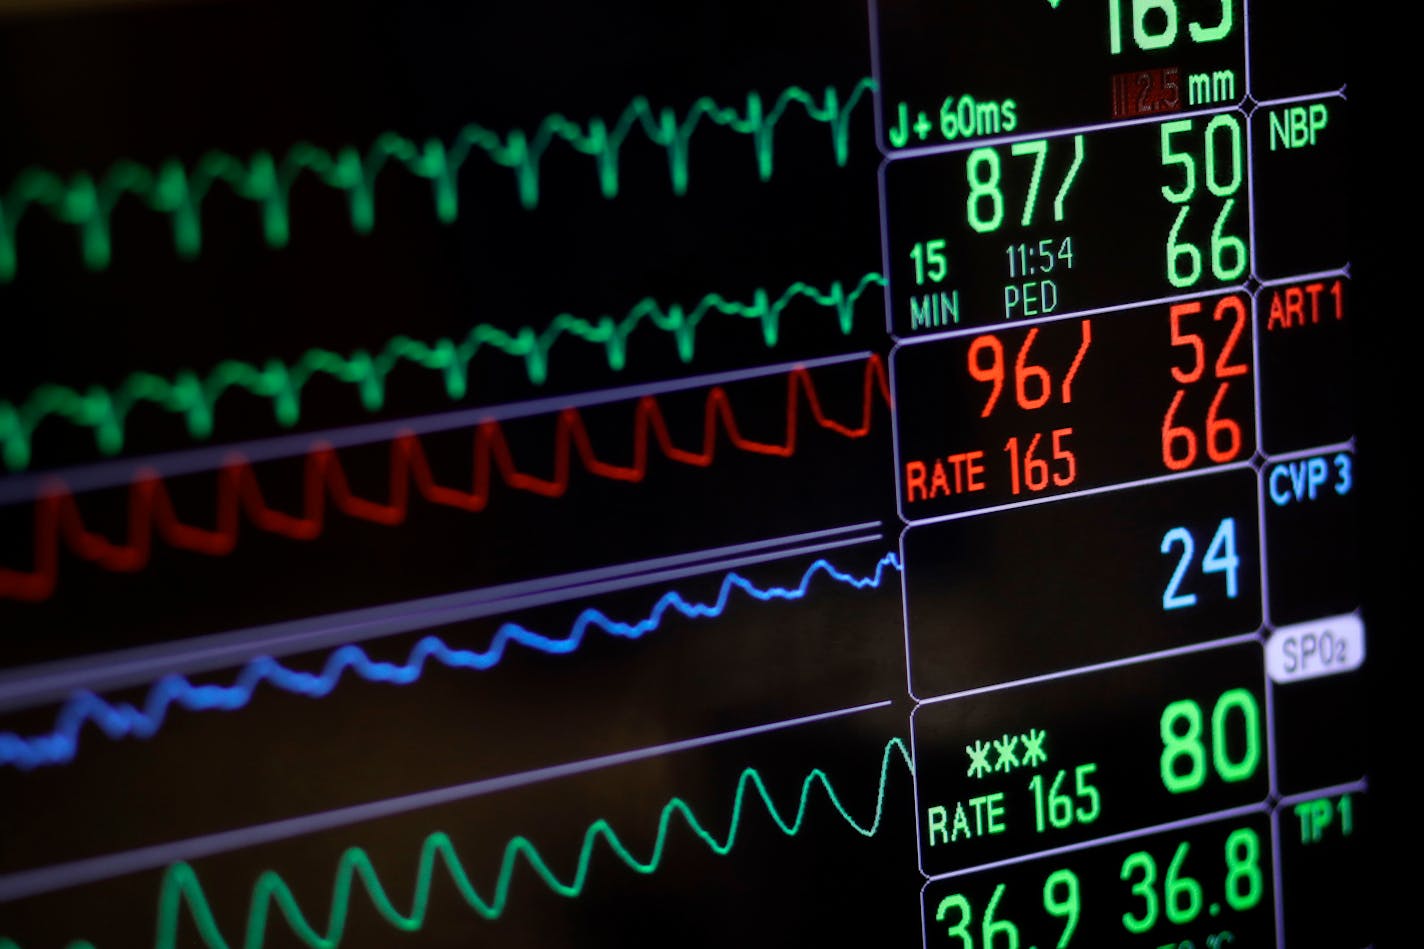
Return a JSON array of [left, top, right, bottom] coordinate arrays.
[[911, 642, 1268, 877], [920, 811, 1275, 949], [875, 0, 1246, 149], [901, 467, 1260, 698], [893, 294, 1255, 521], [883, 112, 1252, 335]]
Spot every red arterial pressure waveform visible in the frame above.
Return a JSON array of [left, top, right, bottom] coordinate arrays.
[[0, 357, 890, 602]]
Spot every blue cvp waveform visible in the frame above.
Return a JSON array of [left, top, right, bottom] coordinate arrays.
[[0, 553, 900, 770]]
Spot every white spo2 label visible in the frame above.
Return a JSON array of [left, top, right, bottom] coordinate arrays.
[[1267, 614, 1365, 683]]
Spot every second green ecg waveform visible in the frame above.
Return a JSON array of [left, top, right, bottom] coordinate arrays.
[[0, 272, 883, 470]]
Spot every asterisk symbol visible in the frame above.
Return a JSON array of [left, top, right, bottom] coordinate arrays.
[[1020, 728, 1047, 767], [965, 740, 993, 779], [993, 733, 1020, 772]]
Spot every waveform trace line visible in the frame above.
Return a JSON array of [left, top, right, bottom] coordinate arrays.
[[0, 522, 882, 710], [0, 553, 902, 769], [0, 350, 871, 505], [0, 737, 911, 949], [0, 79, 876, 282], [0, 272, 885, 472], [0, 356, 891, 602], [0, 700, 893, 904]]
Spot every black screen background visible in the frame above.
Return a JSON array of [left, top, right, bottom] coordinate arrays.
[[0, 1, 1403, 946]]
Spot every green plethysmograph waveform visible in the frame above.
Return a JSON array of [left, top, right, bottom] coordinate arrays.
[[0, 737, 911, 949], [0, 79, 875, 282], [0, 271, 884, 470]]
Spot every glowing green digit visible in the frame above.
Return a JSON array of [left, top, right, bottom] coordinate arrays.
[[1029, 772, 1048, 832], [1043, 869, 1080, 948], [936, 893, 974, 948], [1224, 828, 1263, 910], [1189, 0, 1233, 42], [1010, 139, 1048, 227], [966, 148, 1004, 233], [1047, 770, 1074, 828], [1210, 688, 1261, 782], [1159, 699, 1207, 793], [1165, 205, 1203, 289], [1133, 0, 1178, 50], [1160, 119, 1197, 204], [1053, 135, 1085, 222], [1120, 850, 1160, 934], [1204, 114, 1243, 198], [941, 97, 960, 140], [1074, 763, 1101, 823], [983, 884, 1020, 949], [1209, 197, 1247, 280], [1164, 842, 1203, 924]]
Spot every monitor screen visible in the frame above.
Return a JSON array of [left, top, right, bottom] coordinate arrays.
[[0, 1, 1382, 946]]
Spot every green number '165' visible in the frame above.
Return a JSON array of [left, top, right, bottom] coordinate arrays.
[[1108, 0, 1233, 54]]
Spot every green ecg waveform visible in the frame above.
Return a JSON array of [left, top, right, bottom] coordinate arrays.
[[0, 737, 911, 949], [0, 79, 875, 281], [0, 272, 884, 470]]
